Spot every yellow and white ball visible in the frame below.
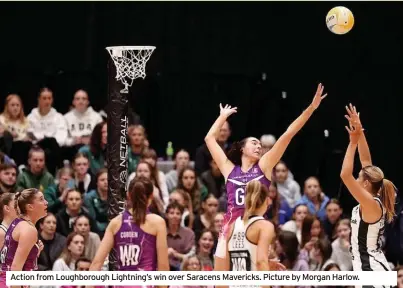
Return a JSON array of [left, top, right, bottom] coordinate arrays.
[[326, 6, 354, 35]]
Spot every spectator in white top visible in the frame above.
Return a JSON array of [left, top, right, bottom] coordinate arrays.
[[166, 149, 190, 193], [274, 161, 301, 208], [64, 89, 102, 148], [27, 87, 68, 174]]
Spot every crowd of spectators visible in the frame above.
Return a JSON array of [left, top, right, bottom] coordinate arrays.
[[0, 88, 401, 288]]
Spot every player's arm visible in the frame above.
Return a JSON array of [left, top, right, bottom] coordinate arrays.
[[204, 104, 236, 179], [345, 104, 372, 167], [340, 140, 381, 222], [256, 222, 275, 288], [89, 217, 118, 271], [0, 229, 6, 249], [155, 216, 169, 288], [10, 224, 37, 271], [259, 84, 327, 176]]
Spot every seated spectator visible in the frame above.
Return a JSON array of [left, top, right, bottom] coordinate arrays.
[[44, 167, 74, 213], [79, 121, 107, 175], [177, 167, 207, 214], [17, 146, 54, 192], [127, 149, 169, 209], [296, 176, 329, 221], [299, 214, 326, 267], [27, 87, 67, 174], [213, 212, 224, 235], [73, 215, 101, 261], [72, 153, 96, 194], [275, 230, 309, 272], [135, 161, 164, 216], [330, 219, 352, 271], [127, 124, 147, 174], [195, 120, 231, 175], [0, 152, 14, 166], [200, 159, 225, 199], [323, 199, 344, 241], [173, 255, 213, 288], [193, 194, 218, 241], [63, 89, 103, 161], [169, 189, 193, 228], [0, 94, 32, 166], [166, 202, 195, 271], [311, 238, 335, 271], [0, 163, 22, 194], [75, 257, 91, 270], [38, 213, 67, 271], [196, 229, 215, 271], [166, 150, 190, 193], [55, 189, 98, 237], [266, 182, 292, 227], [84, 169, 108, 236], [0, 193, 17, 248], [281, 204, 309, 243], [52, 232, 85, 271], [397, 266, 403, 288], [274, 161, 301, 208]]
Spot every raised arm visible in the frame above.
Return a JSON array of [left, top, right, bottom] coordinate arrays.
[[345, 104, 372, 167], [259, 84, 327, 175], [340, 122, 381, 221], [204, 104, 236, 179]]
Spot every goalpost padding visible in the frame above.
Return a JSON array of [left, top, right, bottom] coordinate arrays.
[[107, 58, 129, 270]]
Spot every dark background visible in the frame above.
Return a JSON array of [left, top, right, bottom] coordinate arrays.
[[0, 2, 402, 212]]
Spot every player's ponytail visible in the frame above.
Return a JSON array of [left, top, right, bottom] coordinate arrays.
[[243, 180, 269, 224], [362, 165, 396, 223], [379, 179, 396, 223], [128, 176, 154, 225]]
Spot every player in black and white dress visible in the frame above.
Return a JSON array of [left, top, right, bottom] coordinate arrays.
[[340, 104, 395, 279], [225, 180, 284, 279]]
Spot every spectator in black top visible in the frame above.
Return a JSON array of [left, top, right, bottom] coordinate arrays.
[[322, 199, 344, 241], [38, 213, 66, 270], [200, 159, 225, 199], [55, 189, 98, 237], [0, 163, 21, 194]]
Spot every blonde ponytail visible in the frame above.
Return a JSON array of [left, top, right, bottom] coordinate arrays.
[[242, 181, 269, 224], [379, 179, 396, 223]]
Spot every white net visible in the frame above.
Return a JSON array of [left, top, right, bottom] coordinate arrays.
[[106, 46, 156, 93]]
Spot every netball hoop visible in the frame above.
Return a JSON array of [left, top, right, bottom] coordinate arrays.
[[106, 46, 156, 93], [106, 45, 155, 271]]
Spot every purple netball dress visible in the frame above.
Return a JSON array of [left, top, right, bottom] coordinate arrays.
[[114, 210, 157, 288], [215, 163, 271, 258], [0, 218, 39, 288]]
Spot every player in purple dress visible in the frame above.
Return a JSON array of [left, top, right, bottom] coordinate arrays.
[[90, 176, 169, 288], [0, 188, 48, 288], [204, 83, 327, 271]]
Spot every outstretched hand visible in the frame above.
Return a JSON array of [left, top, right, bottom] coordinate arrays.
[[311, 83, 327, 110], [345, 121, 362, 144], [219, 103, 237, 118], [345, 103, 362, 131]]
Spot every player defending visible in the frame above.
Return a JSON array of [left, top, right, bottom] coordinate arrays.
[[341, 104, 395, 278], [205, 83, 327, 271], [90, 177, 169, 288]]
